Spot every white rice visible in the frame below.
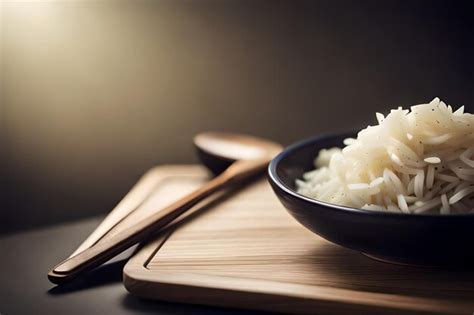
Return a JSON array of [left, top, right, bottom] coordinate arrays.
[[296, 97, 474, 214]]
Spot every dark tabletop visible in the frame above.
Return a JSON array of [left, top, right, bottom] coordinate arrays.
[[0, 217, 267, 315]]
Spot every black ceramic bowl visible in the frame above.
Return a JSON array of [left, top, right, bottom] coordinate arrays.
[[268, 132, 474, 266]]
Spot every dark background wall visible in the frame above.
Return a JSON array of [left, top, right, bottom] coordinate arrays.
[[1, 0, 473, 234]]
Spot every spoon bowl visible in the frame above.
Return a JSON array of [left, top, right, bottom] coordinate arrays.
[[195, 132, 282, 175]]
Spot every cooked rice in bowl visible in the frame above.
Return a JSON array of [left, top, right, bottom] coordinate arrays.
[[296, 98, 474, 214]]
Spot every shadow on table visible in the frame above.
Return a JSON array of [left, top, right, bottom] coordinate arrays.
[[121, 294, 267, 315], [47, 259, 127, 295]]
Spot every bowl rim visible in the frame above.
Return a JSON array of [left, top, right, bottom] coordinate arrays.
[[268, 131, 474, 218]]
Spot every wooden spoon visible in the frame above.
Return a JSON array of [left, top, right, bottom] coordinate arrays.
[[48, 132, 281, 284]]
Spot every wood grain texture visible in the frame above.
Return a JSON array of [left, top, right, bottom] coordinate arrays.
[[124, 165, 474, 315]]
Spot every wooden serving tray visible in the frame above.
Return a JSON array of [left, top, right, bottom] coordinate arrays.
[[124, 165, 474, 315]]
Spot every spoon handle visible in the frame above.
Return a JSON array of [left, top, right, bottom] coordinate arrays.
[[48, 158, 269, 284]]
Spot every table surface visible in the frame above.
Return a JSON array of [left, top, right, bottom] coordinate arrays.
[[0, 217, 267, 315]]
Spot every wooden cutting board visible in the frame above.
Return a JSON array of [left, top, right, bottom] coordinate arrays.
[[123, 165, 474, 315]]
